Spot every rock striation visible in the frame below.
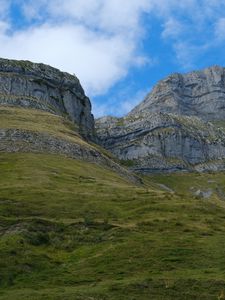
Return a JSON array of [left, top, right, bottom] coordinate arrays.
[[0, 58, 94, 139], [96, 66, 225, 173]]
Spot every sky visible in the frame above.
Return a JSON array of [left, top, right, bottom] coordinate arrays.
[[1, 0, 225, 117]]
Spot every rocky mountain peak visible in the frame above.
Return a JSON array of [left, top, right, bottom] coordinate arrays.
[[130, 65, 225, 121]]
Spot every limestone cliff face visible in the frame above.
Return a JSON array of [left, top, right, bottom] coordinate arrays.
[[0, 58, 94, 139], [96, 66, 225, 173], [130, 65, 225, 121]]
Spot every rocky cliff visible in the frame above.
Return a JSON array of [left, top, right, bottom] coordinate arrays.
[[96, 66, 225, 173], [0, 58, 138, 182], [130, 65, 225, 121], [0, 58, 94, 139]]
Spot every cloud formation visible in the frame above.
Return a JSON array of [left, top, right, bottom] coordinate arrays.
[[0, 0, 151, 96], [156, 0, 225, 69], [0, 1, 225, 116]]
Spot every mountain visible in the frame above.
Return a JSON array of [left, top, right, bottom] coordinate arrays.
[[96, 66, 225, 173], [1, 59, 225, 299], [0, 58, 94, 138], [0, 58, 137, 182], [130, 65, 225, 121]]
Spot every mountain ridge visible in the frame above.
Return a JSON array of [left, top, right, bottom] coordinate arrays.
[[129, 65, 225, 120], [1, 58, 225, 175], [96, 65, 225, 173]]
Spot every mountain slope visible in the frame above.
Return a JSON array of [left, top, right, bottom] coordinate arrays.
[[0, 106, 137, 182], [1, 153, 225, 299], [1, 59, 225, 299], [0, 58, 138, 182], [96, 66, 225, 173]]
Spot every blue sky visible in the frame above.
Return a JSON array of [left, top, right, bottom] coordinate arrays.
[[1, 0, 225, 117]]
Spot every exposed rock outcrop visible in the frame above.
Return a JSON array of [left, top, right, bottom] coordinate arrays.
[[0, 128, 138, 182], [0, 58, 94, 139], [130, 65, 225, 121], [96, 66, 225, 173]]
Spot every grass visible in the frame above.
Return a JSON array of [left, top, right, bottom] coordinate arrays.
[[120, 159, 137, 167], [0, 153, 225, 299], [1, 106, 225, 299], [0, 106, 103, 152]]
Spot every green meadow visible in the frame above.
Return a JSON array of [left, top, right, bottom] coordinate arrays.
[[0, 153, 225, 299]]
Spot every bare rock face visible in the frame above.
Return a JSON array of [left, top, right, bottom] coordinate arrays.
[[0, 58, 94, 139], [130, 65, 225, 121], [96, 66, 225, 173]]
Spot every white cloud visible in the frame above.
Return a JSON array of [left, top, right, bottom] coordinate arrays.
[[0, 21, 9, 34], [174, 40, 214, 70], [23, 0, 151, 35], [156, 0, 225, 70], [173, 42, 198, 69], [215, 17, 225, 41], [5, 1, 225, 90], [0, 23, 141, 95], [1, 0, 152, 97], [120, 89, 150, 116], [0, 0, 11, 16], [1, 0, 225, 116], [20, 0, 47, 21], [162, 18, 184, 39], [93, 87, 150, 118]]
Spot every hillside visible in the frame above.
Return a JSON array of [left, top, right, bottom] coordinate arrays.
[[0, 59, 225, 299], [1, 153, 225, 299]]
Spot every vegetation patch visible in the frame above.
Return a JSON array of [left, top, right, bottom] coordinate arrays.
[[0, 153, 225, 298]]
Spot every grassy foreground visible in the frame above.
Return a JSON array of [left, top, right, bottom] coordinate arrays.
[[0, 153, 225, 299]]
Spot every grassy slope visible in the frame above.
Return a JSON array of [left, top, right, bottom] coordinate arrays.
[[0, 106, 91, 147], [0, 153, 225, 299], [1, 107, 225, 299]]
